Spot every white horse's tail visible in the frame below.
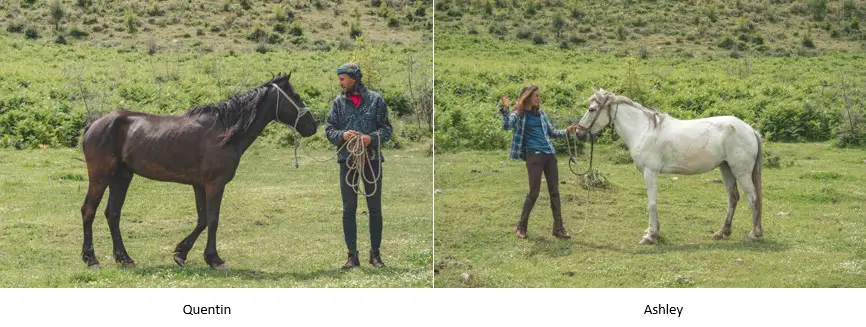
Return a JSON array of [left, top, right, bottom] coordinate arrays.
[[752, 132, 763, 222]]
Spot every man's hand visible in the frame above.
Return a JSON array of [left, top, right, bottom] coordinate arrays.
[[343, 130, 359, 141], [567, 124, 581, 135], [361, 134, 372, 147]]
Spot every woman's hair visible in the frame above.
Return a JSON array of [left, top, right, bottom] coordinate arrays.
[[514, 84, 540, 115]]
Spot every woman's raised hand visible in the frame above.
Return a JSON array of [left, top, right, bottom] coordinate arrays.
[[500, 95, 510, 109]]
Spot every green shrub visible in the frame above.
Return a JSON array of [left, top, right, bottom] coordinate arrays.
[[803, 35, 815, 48], [516, 28, 532, 40], [69, 28, 89, 39], [834, 128, 866, 148], [762, 146, 781, 168], [532, 34, 545, 44], [25, 28, 40, 39], [248, 28, 268, 42], [7, 21, 25, 33], [488, 23, 508, 37], [809, 0, 828, 21], [718, 36, 735, 49], [761, 102, 836, 142]]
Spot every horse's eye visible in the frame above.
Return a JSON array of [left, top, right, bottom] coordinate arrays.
[[589, 108, 596, 112]]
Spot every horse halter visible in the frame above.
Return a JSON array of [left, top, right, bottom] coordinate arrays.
[[579, 97, 618, 134], [568, 97, 618, 176], [270, 82, 312, 168]]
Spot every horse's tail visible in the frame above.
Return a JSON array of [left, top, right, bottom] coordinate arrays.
[[752, 131, 763, 221]]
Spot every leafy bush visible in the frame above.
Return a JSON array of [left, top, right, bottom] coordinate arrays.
[[7, 21, 26, 33], [25, 28, 40, 39], [69, 28, 89, 39], [809, 0, 828, 21], [762, 146, 781, 168], [803, 35, 815, 48], [761, 101, 836, 142]]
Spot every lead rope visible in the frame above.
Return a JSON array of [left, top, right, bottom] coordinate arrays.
[[565, 130, 592, 234], [342, 132, 382, 197], [295, 132, 382, 197], [271, 83, 311, 169], [563, 101, 617, 234]]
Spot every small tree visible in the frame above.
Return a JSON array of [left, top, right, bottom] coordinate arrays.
[[51, 0, 66, 31], [810, 0, 828, 21], [125, 9, 138, 33], [552, 12, 565, 39], [350, 36, 382, 90]]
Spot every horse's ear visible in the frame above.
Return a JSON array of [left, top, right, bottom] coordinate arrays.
[[288, 71, 292, 80], [593, 89, 605, 103]]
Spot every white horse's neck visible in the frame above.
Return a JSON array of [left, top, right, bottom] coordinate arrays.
[[610, 102, 656, 150]]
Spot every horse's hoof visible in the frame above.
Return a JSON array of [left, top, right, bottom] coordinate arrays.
[[743, 233, 761, 243], [210, 263, 229, 270], [120, 261, 136, 269], [639, 236, 657, 245], [712, 232, 729, 241], [88, 264, 101, 270], [173, 254, 186, 267]]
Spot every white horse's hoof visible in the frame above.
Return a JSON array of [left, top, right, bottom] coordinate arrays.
[[743, 233, 762, 243], [639, 235, 658, 245]]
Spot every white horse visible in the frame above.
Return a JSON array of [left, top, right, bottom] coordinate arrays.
[[576, 89, 763, 244]]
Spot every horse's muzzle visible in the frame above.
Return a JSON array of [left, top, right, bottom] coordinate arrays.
[[574, 129, 589, 142]]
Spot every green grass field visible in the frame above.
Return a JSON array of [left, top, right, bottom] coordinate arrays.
[[434, 142, 866, 287], [0, 144, 432, 287]]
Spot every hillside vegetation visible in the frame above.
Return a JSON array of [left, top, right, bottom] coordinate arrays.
[[3, 0, 432, 53], [0, 1, 433, 150], [435, 0, 866, 58]]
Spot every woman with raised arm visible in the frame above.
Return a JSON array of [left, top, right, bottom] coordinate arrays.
[[499, 85, 584, 240]]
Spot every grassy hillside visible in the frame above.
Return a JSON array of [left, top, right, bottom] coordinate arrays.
[[435, 0, 866, 58], [2, 0, 432, 53]]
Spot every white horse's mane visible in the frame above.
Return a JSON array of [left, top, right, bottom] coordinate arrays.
[[589, 89, 667, 129]]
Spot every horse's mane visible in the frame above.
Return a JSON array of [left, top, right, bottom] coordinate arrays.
[[186, 74, 289, 145], [591, 89, 668, 129]]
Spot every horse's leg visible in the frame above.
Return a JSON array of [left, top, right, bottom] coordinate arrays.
[[640, 170, 660, 244], [105, 167, 135, 268], [736, 175, 763, 242], [713, 163, 738, 240], [173, 185, 207, 267], [202, 183, 227, 269], [81, 180, 108, 268]]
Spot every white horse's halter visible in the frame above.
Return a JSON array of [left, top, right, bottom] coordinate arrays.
[[270, 82, 312, 168], [579, 97, 618, 134]]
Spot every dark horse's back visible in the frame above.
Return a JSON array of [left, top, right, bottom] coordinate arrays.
[[82, 111, 224, 186]]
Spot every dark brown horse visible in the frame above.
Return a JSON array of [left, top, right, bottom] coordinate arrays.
[[80, 73, 317, 269]]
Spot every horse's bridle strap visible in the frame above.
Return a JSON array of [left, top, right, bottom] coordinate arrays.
[[270, 82, 311, 131], [580, 99, 617, 132], [271, 82, 311, 169]]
